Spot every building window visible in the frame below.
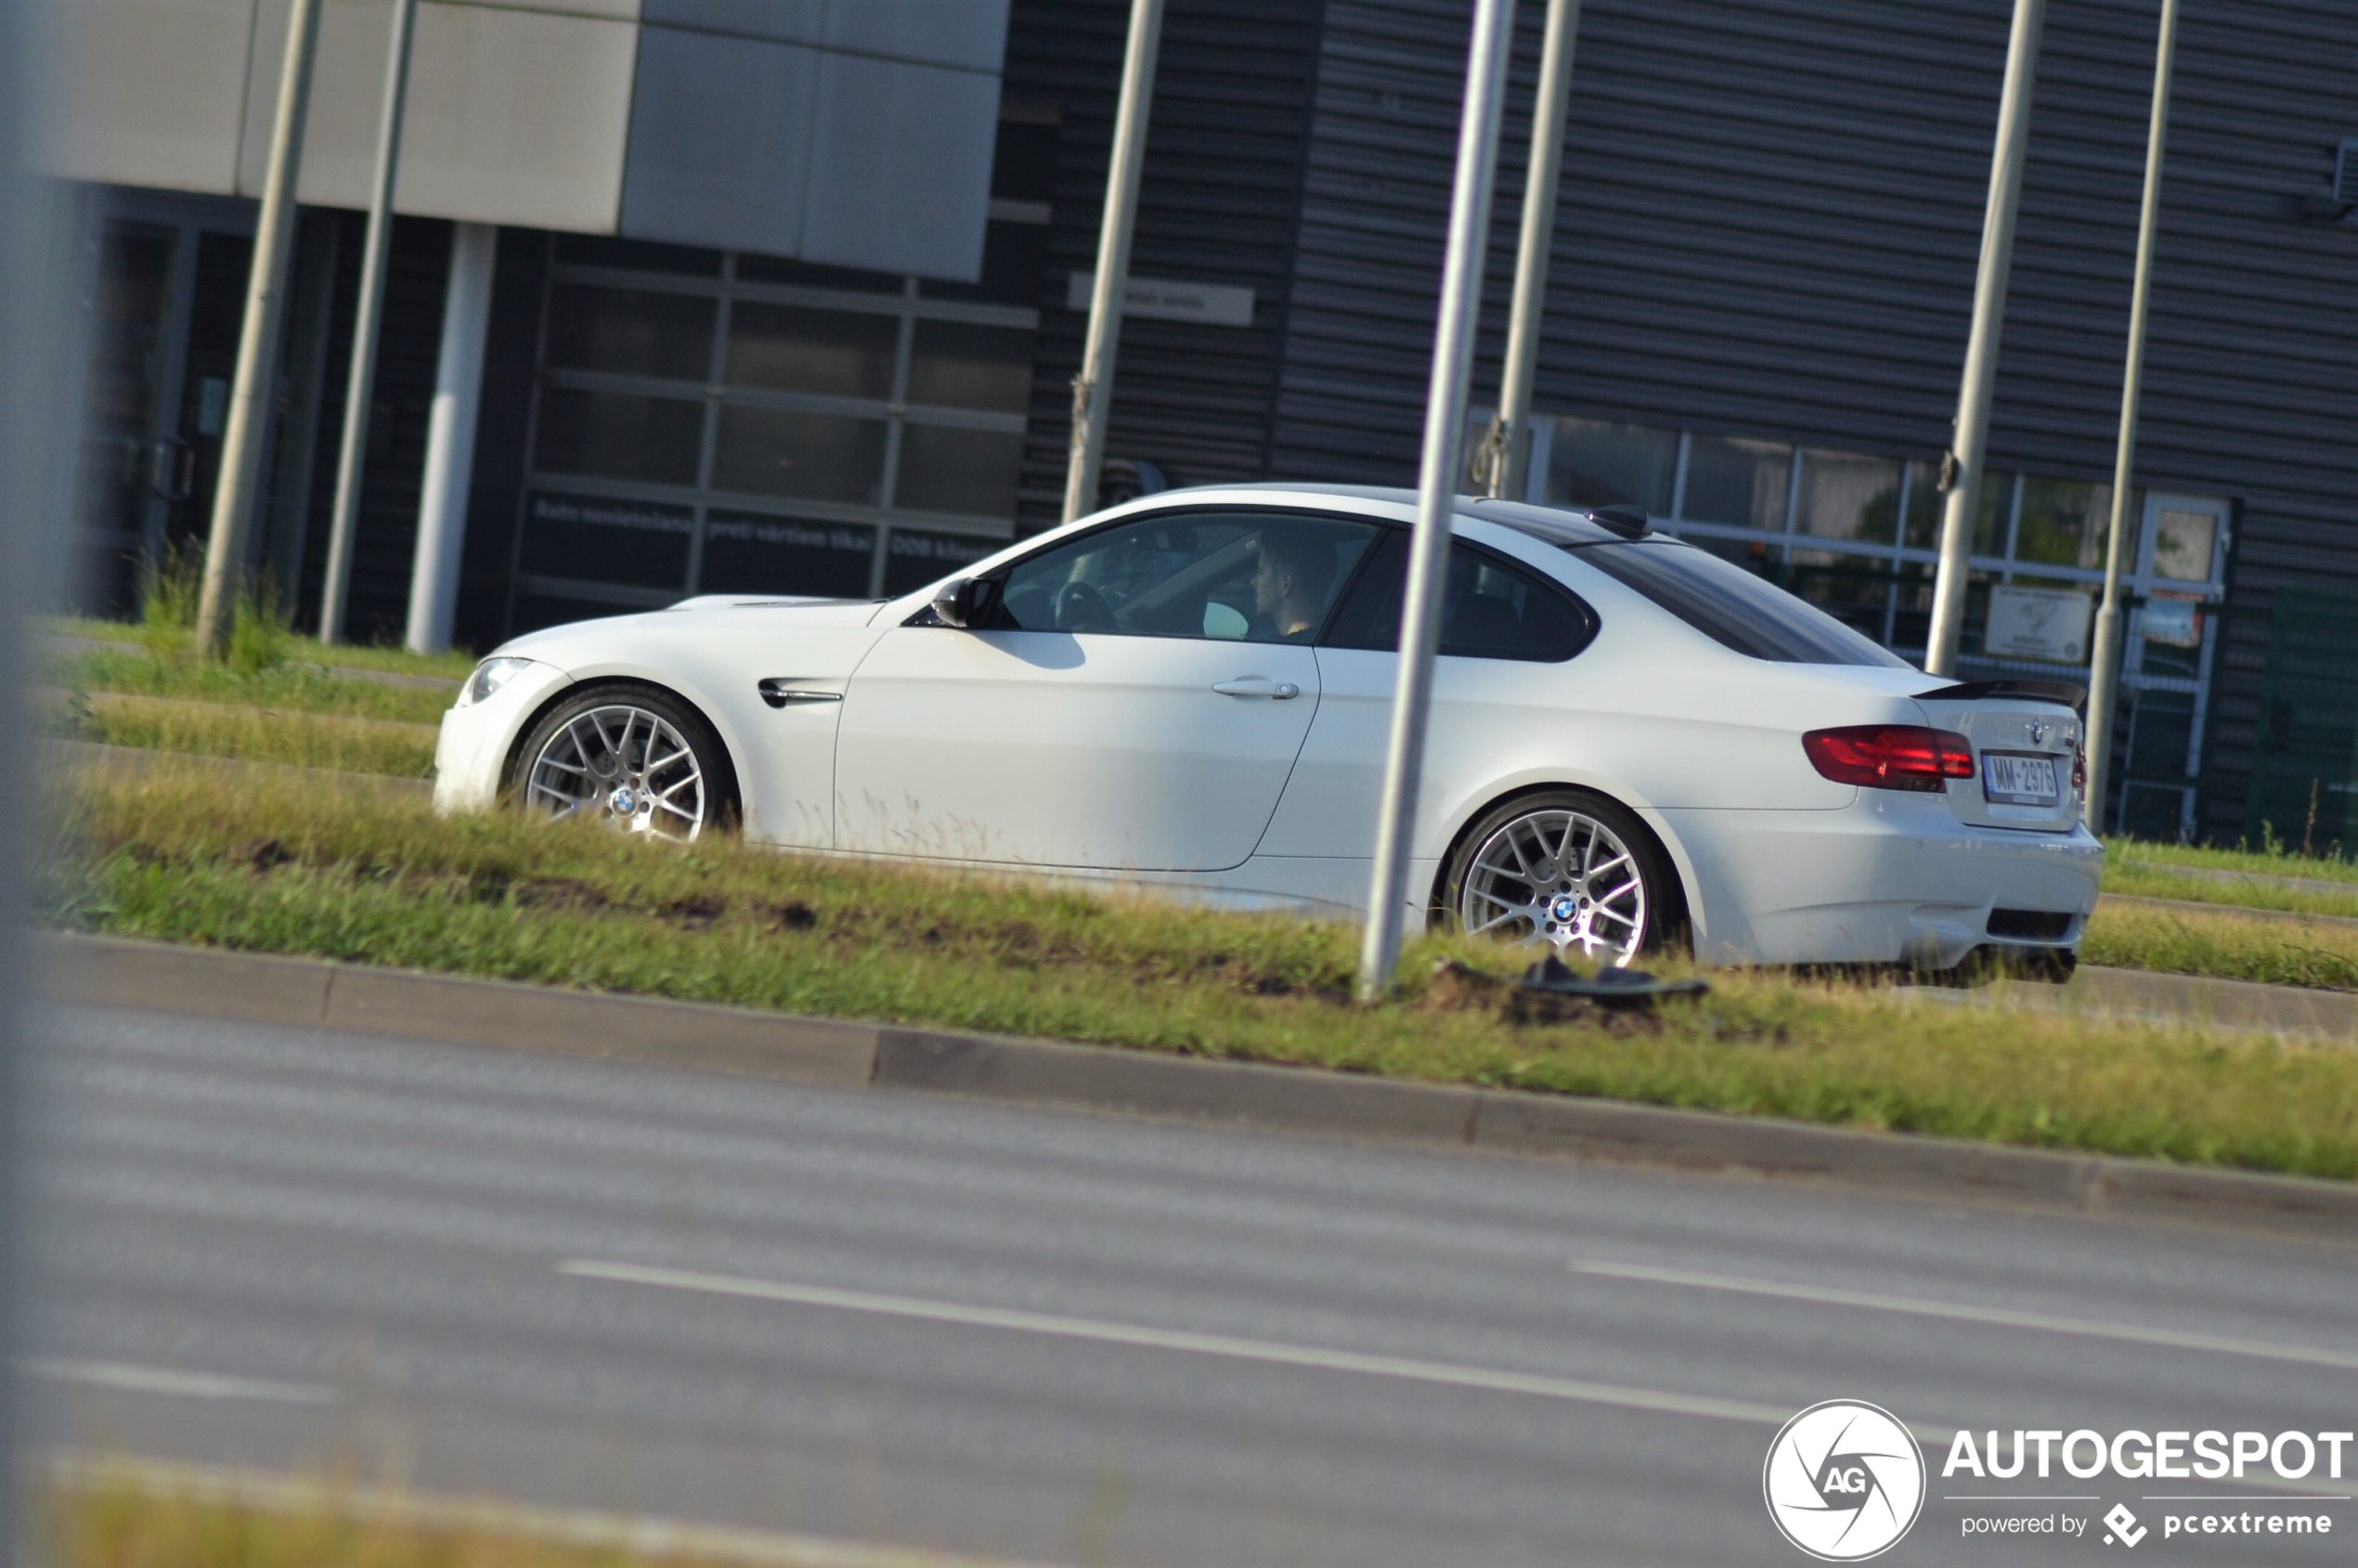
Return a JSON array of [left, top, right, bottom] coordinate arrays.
[[509, 225, 1041, 629], [1529, 409, 2233, 838]]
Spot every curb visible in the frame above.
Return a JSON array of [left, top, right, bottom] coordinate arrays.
[[39, 934, 2358, 1240]]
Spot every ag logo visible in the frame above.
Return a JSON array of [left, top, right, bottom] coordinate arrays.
[[1763, 1399, 1926, 1561]]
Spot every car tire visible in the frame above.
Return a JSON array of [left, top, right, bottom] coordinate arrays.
[[507, 682, 738, 842], [1441, 789, 1678, 965]]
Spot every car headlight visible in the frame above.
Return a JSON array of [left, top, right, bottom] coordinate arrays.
[[458, 656, 538, 708]]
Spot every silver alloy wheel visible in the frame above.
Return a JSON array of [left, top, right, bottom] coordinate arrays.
[[1458, 808, 1648, 965], [524, 704, 706, 841]]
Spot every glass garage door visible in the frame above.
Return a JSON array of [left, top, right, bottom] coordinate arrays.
[[509, 231, 1040, 631]]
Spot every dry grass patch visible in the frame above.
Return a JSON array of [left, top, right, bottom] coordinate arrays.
[[44, 1464, 916, 1568]]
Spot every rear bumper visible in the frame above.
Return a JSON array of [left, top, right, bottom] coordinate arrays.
[[1658, 794, 2103, 968]]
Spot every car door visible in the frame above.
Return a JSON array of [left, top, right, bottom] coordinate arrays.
[[1258, 531, 1599, 861], [833, 508, 1384, 871]]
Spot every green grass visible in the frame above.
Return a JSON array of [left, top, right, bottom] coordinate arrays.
[[2083, 899, 2358, 991], [46, 1469, 784, 1568], [2103, 859, 2358, 921], [42, 760, 2358, 1181], [46, 689, 440, 777], [2105, 835, 2358, 887], [40, 616, 475, 684], [45, 643, 457, 727]]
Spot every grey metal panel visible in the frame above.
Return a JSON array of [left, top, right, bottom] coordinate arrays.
[[619, 28, 819, 254], [240, 0, 638, 229], [638, 0, 822, 45], [1267, 0, 2358, 838], [823, 0, 1010, 72], [42, 0, 255, 193], [800, 52, 1001, 279]]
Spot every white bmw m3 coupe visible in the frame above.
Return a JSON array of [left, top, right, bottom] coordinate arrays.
[[434, 484, 2103, 974]]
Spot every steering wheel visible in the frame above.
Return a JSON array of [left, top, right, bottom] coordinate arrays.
[[1053, 579, 1114, 632]]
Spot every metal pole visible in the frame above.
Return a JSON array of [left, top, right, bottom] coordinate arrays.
[[194, 0, 325, 657], [2085, 0, 2179, 836], [1062, 0, 1164, 524], [0, 0, 62, 1547], [1357, 0, 1519, 1001], [1924, 0, 2046, 678], [320, 0, 419, 644], [1488, 0, 1580, 501]]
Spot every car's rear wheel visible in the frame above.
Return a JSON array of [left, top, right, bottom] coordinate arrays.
[[510, 685, 731, 842], [1444, 790, 1671, 965]]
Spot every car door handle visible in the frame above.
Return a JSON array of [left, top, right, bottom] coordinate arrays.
[[758, 678, 844, 708], [1211, 678, 1301, 700]]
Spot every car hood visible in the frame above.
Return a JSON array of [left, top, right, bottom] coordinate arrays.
[[488, 596, 887, 663]]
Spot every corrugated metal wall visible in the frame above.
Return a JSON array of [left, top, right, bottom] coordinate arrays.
[[1003, 0, 1326, 536], [1268, 0, 2358, 839]]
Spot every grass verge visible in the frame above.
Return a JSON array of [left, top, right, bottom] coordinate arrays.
[[2082, 900, 2358, 991], [45, 1470, 829, 1568], [45, 642, 460, 727], [42, 759, 2358, 1180], [47, 690, 440, 777]]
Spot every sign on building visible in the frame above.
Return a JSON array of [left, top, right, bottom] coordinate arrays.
[[1066, 273, 1256, 327], [1984, 584, 2093, 664]]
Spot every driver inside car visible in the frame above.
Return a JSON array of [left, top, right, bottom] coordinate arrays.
[[1251, 533, 1333, 641]]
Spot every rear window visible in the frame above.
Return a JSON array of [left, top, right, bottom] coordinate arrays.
[[1571, 539, 1910, 667]]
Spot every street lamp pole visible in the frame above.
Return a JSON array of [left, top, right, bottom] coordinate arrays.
[[319, 0, 420, 644], [1358, 0, 1519, 1001], [1488, 0, 1580, 502], [1924, 0, 2047, 677], [193, 0, 325, 656], [2085, 0, 2182, 835], [1062, 0, 1166, 524]]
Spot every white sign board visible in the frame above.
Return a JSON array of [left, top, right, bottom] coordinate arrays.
[[1984, 584, 2093, 664], [1067, 272, 1255, 327]]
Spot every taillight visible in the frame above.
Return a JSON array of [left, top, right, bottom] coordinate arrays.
[[2072, 741, 2087, 801], [1803, 726, 1976, 793]]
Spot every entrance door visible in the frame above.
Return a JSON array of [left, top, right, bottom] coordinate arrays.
[[67, 194, 253, 616]]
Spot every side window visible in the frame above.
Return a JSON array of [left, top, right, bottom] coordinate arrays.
[[1323, 533, 1597, 662], [990, 511, 1381, 642]]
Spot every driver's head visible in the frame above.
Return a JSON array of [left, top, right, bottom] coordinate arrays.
[[1253, 533, 1335, 631]]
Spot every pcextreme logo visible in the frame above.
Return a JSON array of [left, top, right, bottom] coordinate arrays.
[[1765, 1400, 1928, 1562]]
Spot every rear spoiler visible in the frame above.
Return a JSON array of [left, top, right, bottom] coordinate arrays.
[[1914, 680, 2086, 718]]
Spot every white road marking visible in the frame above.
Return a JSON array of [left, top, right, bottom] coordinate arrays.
[[46, 1450, 1065, 1568], [23, 1357, 335, 1405], [1572, 1261, 2358, 1371], [558, 1259, 1789, 1425]]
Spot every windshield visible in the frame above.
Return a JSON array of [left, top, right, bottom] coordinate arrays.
[[1557, 538, 1911, 667]]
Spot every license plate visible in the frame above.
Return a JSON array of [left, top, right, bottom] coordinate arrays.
[[1983, 752, 2060, 806]]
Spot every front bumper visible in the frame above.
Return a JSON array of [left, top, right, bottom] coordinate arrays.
[[431, 663, 573, 814], [1659, 791, 2103, 969]]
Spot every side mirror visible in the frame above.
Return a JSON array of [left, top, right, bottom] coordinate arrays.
[[930, 577, 994, 629]]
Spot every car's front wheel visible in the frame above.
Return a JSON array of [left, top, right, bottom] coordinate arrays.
[[1443, 790, 1673, 965], [509, 684, 733, 842]]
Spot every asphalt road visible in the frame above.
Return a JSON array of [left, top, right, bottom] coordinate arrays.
[[22, 1004, 2358, 1568]]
